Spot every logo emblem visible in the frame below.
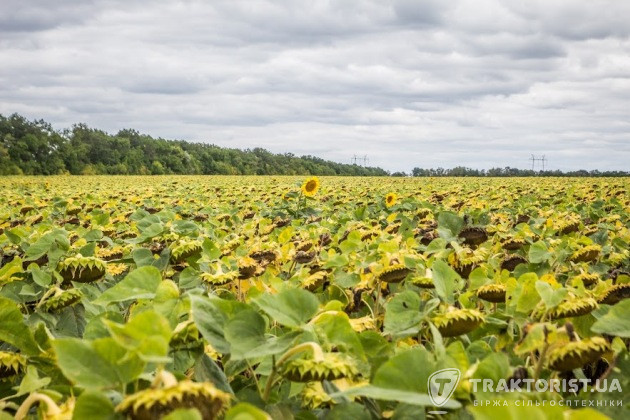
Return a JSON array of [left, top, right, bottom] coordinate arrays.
[[428, 368, 461, 409]]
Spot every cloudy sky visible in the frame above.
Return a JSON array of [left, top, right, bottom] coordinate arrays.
[[1, 0, 629, 172]]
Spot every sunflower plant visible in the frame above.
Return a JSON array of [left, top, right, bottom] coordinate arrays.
[[0, 175, 628, 419]]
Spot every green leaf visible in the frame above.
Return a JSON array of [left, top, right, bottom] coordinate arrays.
[[24, 236, 53, 259], [94, 266, 162, 305], [437, 211, 464, 239], [78, 242, 96, 257], [190, 294, 231, 354], [105, 310, 172, 362], [514, 273, 540, 314], [224, 309, 298, 360], [253, 288, 319, 328], [194, 354, 234, 395], [0, 257, 23, 285], [0, 297, 40, 355], [529, 241, 551, 264], [132, 248, 154, 267], [128, 223, 163, 244], [565, 408, 612, 420], [83, 311, 125, 340], [472, 352, 510, 384], [91, 337, 145, 385], [431, 260, 462, 304], [202, 238, 222, 260], [225, 403, 272, 420], [29, 265, 52, 287], [339, 231, 363, 254], [514, 323, 548, 356], [592, 300, 630, 337], [323, 253, 349, 269], [384, 291, 423, 337], [278, 226, 294, 244], [331, 385, 460, 409], [15, 365, 50, 397], [153, 280, 184, 328], [327, 403, 371, 420], [172, 220, 199, 236], [163, 409, 202, 420], [535, 281, 567, 309], [313, 312, 365, 359], [52, 338, 126, 389], [372, 347, 435, 393], [73, 391, 117, 420], [425, 238, 447, 254], [469, 404, 564, 420]]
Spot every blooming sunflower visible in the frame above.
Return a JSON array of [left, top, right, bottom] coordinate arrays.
[[385, 193, 397, 208], [301, 177, 320, 197]]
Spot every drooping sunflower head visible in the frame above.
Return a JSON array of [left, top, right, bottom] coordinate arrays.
[[300, 382, 333, 409], [432, 308, 485, 337], [349, 316, 376, 332], [0, 351, 26, 380], [548, 337, 610, 372], [476, 284, 507, 303], [448, 247, 487, 279], [250, 249, 277, 264], [543, 297, 598, 320], [301, 177, 320, 197], [555, 218, 581, 235], [301, 271, 328, 291], [385, 193, 398, 208], [116, 380, 231, 420], [458, 227, 488, 247], [501, 237, 526, 251], [598, 283, 630, 305], [170, 240, 202, 264], [200, 267, 238, 286], [40, 289, 82, 312], [571, 272, 600, 287], [281, 352, 358, 383], [237, 256, 259, 279], [96, 246, 125, 261], [294, 250, 316, 264], [410, 275, 435, 289], [569, 245, 602, 263], [500, 254, 528, 272], [47, 398, 75, 420], [170, 321, 201, 347], [378, 264, 413, 283], [57, 255, 107, 283]]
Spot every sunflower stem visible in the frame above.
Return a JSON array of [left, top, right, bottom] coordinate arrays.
[[15, 393, 62, 420], [153, 369, 178, 388], [262, 342, 325, 402], [373, 278, 383, 321], [533, 328, 550, 382], [35, 286, 59, 309]]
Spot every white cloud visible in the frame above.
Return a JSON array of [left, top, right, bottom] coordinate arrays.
[[1, 0, 629, 171]]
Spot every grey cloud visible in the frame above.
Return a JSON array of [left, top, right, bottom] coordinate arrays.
[[0, 0, 629, 172]]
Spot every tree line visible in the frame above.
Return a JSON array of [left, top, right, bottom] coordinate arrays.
[[409, 166, 628, 177], [2, 113, 626, 177], [0, 113, 388, 176]]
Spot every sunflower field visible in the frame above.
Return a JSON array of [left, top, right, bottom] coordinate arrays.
[[0, 175, 629, 419]]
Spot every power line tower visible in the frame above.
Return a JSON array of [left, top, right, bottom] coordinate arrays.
[[351, 155, 358, 165], [529, 155, 547, 171], [362, 155, 369, 166]]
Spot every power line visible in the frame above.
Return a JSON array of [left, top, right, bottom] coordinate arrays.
[[530, 155, 547, 172], [351, 154, 369, 166]]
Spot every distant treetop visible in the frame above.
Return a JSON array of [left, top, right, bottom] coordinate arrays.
[[0, 113, 388, 176]]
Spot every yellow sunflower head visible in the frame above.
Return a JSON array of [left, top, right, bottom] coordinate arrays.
[[301, 177, 320, 197], [385, 193, 397, 208]]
